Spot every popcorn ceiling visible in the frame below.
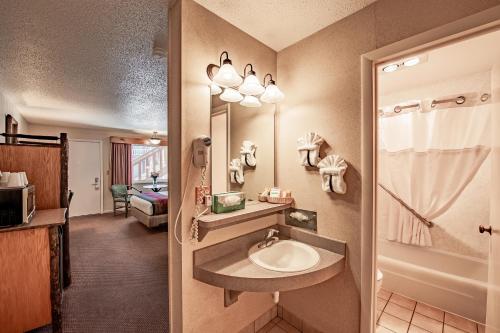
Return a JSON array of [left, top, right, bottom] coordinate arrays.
[[0, 0, 168, 132]]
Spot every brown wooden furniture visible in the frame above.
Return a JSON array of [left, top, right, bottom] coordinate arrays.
[[0, 209, 66, 333], [5, 114, 19, 144], [0, 132, 69, 333]]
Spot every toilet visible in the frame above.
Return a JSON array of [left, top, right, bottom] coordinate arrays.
[[376, 269, 384, 293]]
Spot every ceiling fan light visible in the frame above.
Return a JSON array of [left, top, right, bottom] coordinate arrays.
[[150, 132, 161, 145], [240, 95, 262, 108], [220, 87, 243, 103], [239, 74, 265, 96], [213, 63, 243, 88], [260, 83, 284, 103]]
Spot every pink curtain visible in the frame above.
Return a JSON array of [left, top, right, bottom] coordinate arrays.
[[111, 143, 132, 185]]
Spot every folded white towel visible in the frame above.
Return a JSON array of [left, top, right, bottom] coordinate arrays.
[[229, 159, 244, 184], [297, 132, 324, 167], [317, 155, 347, 194], [240, 140, 257, 167]]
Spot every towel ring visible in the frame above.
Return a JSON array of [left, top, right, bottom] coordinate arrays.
[[233, 171, 243, 185], [244, 153, 251, 167], [328, 175, 334, 192], [306, 150, 314, 167]]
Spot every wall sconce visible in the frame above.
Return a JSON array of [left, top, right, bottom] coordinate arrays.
[[207, 51, 284, 106], [211, 51, 243, 88], [261, 74, 284, 103], [239, 64, 265, 96]]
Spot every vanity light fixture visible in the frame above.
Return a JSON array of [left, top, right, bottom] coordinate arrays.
[[239, 64, 265, 96], [210, 82, 222, 95], [260, 74, 284, 103], [150, 131, 161, 145], [220, 87, 244, 103], [382, 63, 399, 73], [240, 95, 262, 108], [403, 57, 420, 67], [211, 51, 243, 88]]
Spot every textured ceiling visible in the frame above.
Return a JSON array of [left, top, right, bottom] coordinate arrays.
[[193, 0, 377, 51], [0, 0, 168, 133]]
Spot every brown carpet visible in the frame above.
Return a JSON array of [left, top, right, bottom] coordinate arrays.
[[60, 213, 169, 332]]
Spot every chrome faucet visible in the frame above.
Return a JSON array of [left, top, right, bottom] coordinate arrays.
[[258, 228, 279, 248]]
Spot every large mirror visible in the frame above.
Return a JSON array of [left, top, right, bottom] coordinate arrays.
[[210, 93, 275, 201]]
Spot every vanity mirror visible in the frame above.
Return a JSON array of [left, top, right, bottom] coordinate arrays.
[[210, 93, 275, 200]]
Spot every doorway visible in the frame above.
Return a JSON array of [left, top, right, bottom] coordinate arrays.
[[69, 139, 103, 217], [360, 14, 500, 333]]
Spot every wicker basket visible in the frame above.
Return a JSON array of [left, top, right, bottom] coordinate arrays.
[[258, 194, 268, 202], [267, 196, 294, 204]]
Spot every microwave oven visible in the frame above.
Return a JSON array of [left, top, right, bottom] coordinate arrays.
[[0, 185, 35, 227]]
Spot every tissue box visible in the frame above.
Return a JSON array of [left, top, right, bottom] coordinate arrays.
[[212, 192, 246, 214]]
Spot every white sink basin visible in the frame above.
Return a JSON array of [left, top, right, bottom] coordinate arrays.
[[248, 240, 320, 272]]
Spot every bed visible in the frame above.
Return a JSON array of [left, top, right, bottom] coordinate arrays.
[[129, 191, 168, 228]]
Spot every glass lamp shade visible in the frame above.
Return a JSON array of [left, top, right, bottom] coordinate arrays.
[[150, 132, 161, 145], [238, 74, 265, 96], [210, 82, 222, 95], [260, 83, 284, 103], [240, 95, 262, 108], [212, 63, 243, 88], [220, 88, 243, 103]]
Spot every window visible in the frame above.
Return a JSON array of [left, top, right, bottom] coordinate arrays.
[[132, 145, 168, 183]]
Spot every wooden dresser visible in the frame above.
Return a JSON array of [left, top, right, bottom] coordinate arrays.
[[0, 209, 66, 333]]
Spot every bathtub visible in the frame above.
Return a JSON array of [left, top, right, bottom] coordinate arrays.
[[377, 240, 488, 323]]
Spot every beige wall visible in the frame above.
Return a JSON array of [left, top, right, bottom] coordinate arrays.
[[172, 1, 279, 332], [0, 91, 28, 142], [27, 123, 155, 212], [275, 1, 499, 332]]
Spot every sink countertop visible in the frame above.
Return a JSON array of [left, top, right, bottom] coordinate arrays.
[[193, 224, 346, 292]]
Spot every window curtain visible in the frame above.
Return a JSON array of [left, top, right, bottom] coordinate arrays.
[[111, 143, 132, 185], [378, 94, 491, 246]]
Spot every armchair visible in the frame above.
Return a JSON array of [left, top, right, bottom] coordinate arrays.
[[111, 184, 142, 217]]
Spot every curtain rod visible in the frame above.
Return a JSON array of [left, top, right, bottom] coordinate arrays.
[[378, 92, 490, 118]]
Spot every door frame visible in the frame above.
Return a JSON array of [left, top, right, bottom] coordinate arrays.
[[68, 138, 104, 215], [360, 7, 500, 333]]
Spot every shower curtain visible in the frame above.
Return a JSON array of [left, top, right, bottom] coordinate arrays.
[[378, 95, 491, 246]]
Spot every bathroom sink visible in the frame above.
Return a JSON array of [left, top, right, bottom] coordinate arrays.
[[248, 240, 320, 272]]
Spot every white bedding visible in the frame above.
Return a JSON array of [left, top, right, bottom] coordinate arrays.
[[130, 191, 167, 216]]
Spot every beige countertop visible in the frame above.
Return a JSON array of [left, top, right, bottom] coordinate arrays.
[[0, 208, 66, 233], [194, 224, 346, 293]]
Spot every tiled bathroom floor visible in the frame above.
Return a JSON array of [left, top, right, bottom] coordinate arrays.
[[376, 288, 485, 333]]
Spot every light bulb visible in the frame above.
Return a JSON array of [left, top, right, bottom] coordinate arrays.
[[239, 74, 265, 96], [210, 82, 222, 95], [382, 64, 399, 73], [260, 83, 284, 103], [220, 88, 243, 103], [403, 57, 420, 67], [213, 63, 243, 88], [240, 95, 262, 108], [150, 132, 161, 145]]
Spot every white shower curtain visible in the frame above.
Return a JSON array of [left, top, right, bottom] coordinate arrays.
[[378, 97, 491, 246]]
